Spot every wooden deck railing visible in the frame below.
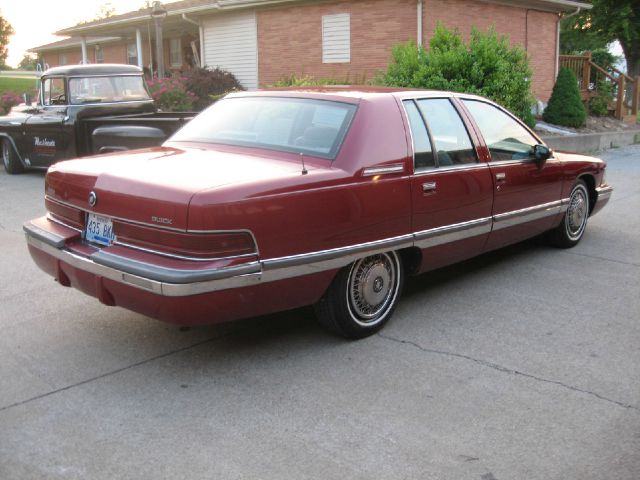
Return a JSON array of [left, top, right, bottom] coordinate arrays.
[[559, 52, 639, 123]]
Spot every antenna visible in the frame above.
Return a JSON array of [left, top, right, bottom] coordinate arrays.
[[300, 153, 308, 175]]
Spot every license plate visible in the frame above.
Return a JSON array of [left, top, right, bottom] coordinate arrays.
[[85, 213, 116, 247]]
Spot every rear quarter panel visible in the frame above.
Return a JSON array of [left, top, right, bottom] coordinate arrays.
[[188, 96, 413, 260]]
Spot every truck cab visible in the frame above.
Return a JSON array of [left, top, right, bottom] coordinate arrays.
[[0, 64, 181, 174]]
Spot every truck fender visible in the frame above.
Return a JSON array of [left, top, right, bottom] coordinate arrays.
[[91, 125, 167, 154], [0, 133, 28, 168]]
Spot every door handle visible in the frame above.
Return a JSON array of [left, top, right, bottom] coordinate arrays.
[[422, 181, 437, 193], [495, 172, 506, 182]]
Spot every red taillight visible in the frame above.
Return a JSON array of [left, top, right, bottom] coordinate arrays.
[[113, 221, 256, 260], [45, 197, 85, 229]]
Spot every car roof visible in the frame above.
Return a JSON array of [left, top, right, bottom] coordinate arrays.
[[43, 64, 143, 77], [227, 86, 486, 103]]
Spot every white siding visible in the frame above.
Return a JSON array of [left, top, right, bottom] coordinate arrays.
[[202, 11, 258, 90], [322, 13, 350, 64]]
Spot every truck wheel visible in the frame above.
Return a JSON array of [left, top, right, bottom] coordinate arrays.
[[2, 139, 24, 174], [314, 251, 404, 339]]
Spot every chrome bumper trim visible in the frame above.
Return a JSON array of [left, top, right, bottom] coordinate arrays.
[[595, 185, 613, 200]]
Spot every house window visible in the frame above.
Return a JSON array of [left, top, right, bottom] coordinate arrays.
[[59, 53, 68, 66], [126, 43, 138, 65], [95, 46, 104, 64], [170, 38, 182, 67], [322, 13, 350, 64]]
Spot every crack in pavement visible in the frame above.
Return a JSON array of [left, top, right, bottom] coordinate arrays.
[[377, 333, 639, 412], [0, 333, 230, 413], [562, 250, 640, 268]]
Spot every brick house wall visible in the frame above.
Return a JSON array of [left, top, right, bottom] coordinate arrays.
[[258, 0, 417, 86], [422, 0, 558, 101], [257, 0, 559, 101]]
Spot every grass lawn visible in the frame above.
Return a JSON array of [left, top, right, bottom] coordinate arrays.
[[0, 77, 39, 95]]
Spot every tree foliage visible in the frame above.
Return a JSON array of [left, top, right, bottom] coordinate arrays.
[[0, 12, 14, 69], [560, 0, 640, 77], [17, 53, 38, 71], [379, 23, 535, 126], [543, 67, 587, 127]]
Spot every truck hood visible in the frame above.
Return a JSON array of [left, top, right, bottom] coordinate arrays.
[[46, 146, 308, 230]]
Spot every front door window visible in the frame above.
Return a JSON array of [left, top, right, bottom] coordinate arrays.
[[462, 100, 539, 161], [42, 78, 66, 106]]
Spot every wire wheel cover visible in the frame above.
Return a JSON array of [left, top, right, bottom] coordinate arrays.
[[566, 186, 588, 240], [348, 253, 397, 322]]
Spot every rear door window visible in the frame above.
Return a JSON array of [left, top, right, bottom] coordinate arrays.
[[416, 98, 476, 166], [403, 100, 435, 170]]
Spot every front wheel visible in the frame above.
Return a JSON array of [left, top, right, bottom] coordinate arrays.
[[549, 179, 589, 248], [2, 139, 24, 174], [314, 251, 404, 339]]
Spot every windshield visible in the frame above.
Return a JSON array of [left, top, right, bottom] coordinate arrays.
[[68, 75, 151, 104], [168, 96, 357, 160]]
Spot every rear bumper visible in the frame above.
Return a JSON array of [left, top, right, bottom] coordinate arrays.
[[591, 184, 613, 217], [23, 216, 337, 325], [24, 221, 262, 297]]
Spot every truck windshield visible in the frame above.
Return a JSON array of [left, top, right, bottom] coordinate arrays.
[[168, 96, 357, 160], [68, 75, 151, 104]]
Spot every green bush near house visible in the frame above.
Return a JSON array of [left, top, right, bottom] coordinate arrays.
[[543, 67, 587, 127], [269, 74, 360, 87], [377, 23, 536, 127], [589, 79, 613, 117], [185, 67, 244, 110]]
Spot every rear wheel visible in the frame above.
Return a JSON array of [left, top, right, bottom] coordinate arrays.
[[2, 139, 24, 174], [549, 179, 589, 248], [314, 251, 404, 339]]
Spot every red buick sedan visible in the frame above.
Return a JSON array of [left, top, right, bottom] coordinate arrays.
[[24, 88, 612, 338]]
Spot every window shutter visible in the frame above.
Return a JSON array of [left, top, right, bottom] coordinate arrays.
[[322, 13, 350, 64]]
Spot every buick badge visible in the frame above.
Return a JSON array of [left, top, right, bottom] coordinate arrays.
[[88, 191, 97, 207]]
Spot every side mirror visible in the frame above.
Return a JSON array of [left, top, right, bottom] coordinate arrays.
[[533, 144, 552, 164]]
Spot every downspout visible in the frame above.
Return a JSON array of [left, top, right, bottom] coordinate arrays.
[[557, 7, 582, 77], [181, 13, 205, 68], [417, 0, 423, 47]]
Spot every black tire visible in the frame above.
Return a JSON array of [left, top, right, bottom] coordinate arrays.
[[548, 179, 589, 248], [2, 139, 24, 174], [314, 251, 404, 339]]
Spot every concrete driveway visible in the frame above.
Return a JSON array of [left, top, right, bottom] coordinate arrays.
[[1, 145, 639, 480]]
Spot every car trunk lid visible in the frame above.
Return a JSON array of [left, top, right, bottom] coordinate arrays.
[[45, 146, 304, 231]]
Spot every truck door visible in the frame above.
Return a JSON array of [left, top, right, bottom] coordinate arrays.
[[23, 77, 70, 167]]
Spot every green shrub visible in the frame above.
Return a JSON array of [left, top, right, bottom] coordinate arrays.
[[146, 77, 196, 112], [185, 67, 244, 110], [378, 23, 535, 127], [543, 67, 586, 127], [269, 74, 358, 87], [589, 79, 613, 117]]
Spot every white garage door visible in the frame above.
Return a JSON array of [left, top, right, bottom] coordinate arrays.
[[202, 11, 258, 90]]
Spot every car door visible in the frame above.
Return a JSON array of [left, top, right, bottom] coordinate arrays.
[[24, 76, 70, 167], [402, 97, 494, 273], [460, 99, 565, 251]]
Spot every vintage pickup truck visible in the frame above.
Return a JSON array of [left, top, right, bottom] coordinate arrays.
[[0, 64, 194, 174]]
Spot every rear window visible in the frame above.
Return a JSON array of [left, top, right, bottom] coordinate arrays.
[[68, 75, 151, 104], [169, 96, 357, 160]]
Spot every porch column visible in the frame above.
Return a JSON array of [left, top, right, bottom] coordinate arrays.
[[81, 37, 88, 64], [136, 29, 144, 69]]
